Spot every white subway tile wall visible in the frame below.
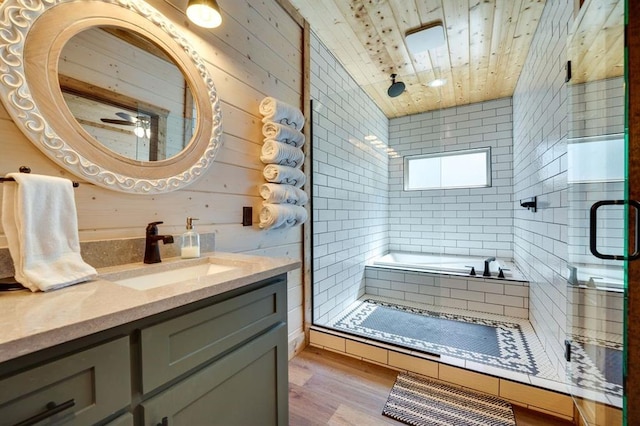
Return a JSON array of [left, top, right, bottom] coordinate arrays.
[[512, 1, 573, 377], [310, 32, 389, 325], [388, 98, 514, 259], [568, 77, 625, 268], [570, 77, 625, 140]]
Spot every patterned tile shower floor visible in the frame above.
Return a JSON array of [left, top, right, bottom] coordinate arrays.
[[326, 295, 623, 408]]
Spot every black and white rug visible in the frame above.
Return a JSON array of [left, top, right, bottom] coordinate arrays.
[[383, 373, 516, 426], [333, 299, 540, 375]]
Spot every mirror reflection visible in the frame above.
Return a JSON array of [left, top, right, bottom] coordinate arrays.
[[58, 26, 196, 161]]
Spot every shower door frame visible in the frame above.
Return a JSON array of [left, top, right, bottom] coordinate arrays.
[[625, 1, 640, 423]]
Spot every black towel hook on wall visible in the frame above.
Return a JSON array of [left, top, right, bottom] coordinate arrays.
[[0, 166, 80, 187]]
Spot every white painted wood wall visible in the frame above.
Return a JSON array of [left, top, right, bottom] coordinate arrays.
[[0, 0, 305, 357]]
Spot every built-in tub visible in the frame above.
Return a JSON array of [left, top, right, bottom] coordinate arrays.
[[365, 252, 529, 318], [372, 252, 525, 281]]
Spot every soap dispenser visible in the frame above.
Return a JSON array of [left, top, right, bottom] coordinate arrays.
[[181, 217, 200, 258]]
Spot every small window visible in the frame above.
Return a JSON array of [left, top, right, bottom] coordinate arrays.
[[404, 147, 492, 191]]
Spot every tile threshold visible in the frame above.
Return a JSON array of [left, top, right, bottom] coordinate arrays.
[[310, 324, 563, 393]]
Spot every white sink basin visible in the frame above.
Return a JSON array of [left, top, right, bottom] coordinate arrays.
[[113, 262, 237, 290]]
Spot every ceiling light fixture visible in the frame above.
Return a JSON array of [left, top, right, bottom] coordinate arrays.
[[187, 0, 222, 28], [405, 21, 445, 56], [428, 78, 447, 88], [387, 74, 405, 98]]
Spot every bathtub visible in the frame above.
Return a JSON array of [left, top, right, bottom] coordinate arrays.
[[372, 252, 518, 280], [366, 251, 530, 318]]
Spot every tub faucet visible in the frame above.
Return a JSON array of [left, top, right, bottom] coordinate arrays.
[[483, 257, 496, 277], [144, 221, 174, 264]]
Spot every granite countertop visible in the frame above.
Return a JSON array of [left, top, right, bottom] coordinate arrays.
[[0, 252, 300, 363]]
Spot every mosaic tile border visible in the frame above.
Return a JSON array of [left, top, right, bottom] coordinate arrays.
[[570, 335, 623, 398]]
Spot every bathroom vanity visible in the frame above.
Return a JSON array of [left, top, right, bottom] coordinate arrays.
[[0, 253, 298, 425]]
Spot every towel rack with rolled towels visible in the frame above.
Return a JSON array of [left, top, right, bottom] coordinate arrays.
[[258, 97, 308, 230], [0, 166, 80, 187]]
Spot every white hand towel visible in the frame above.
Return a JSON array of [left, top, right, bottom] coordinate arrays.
[[1, 173, 97, 292], [259, 204, 308, 230], [259, 183, 308, 206], [259, 97, 305, 131], [263, 165, 306, 188], [260, 140, 305, 168], [262, 122, 306, 147]]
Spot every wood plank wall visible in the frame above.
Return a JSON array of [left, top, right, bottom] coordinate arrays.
[[0, 0, 307, 357]]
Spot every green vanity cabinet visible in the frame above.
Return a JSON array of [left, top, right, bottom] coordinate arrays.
[[141, 324, 288, 426], [139, 281, 286, 394], [0, 274, 289, 426], [0, 337, 131, 426]]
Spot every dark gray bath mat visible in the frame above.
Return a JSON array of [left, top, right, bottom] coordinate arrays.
[[382, 373, 516, 426], [333, 299, 539, 375]]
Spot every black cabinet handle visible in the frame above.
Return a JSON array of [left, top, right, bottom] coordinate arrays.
[[157, 417, 169, 426], [13, 399, 75, 426], [590, 200, 640, 260]]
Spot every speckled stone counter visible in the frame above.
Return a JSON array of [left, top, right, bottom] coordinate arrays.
[[0, 252, 300, 363]]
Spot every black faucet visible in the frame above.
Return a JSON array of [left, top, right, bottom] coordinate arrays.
[[483, 257, 496, 277], [144, 221, 174, 264]]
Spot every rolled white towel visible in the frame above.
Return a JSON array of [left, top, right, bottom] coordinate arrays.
[[259, 97, 305, 130], [259, 183, 308, 206], [259, 204, 308, 229], [260, 140, 305, 168], [262, 122, 305, 147], [263, 164, 306, 188]]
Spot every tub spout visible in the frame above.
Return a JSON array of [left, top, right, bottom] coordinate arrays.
[[483, 257, 496, 277]]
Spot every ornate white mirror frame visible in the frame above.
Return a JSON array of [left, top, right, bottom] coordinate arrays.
[[0, 0, 223, 193]]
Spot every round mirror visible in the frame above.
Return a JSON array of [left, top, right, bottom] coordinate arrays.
[[59, 26, 197, 162], [0, 0, 222, 193]]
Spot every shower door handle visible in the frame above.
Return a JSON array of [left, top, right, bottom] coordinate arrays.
[[589, 200, 640, 260]]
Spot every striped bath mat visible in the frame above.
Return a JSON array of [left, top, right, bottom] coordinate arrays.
[[383, 373, 516, 426]]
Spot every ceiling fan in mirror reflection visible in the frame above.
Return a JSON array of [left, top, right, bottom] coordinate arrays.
[[100, 112, 151, 138]]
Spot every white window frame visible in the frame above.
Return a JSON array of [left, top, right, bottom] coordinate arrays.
[[403, 147, 492, 191]]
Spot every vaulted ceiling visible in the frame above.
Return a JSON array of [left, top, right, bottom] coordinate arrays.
[[288, 0, 547, 118]]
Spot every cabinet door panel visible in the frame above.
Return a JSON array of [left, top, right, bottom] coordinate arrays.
[[105, 412, 134, 426], [0, 337, 130, 426], [140, 279, 286, 393], [142, 323, 288, 426]]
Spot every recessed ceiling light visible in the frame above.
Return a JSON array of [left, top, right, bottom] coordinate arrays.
[[428, 78, 447, 88], [405, 22, 445, 55]]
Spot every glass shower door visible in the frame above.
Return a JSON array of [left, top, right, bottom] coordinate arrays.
[[566, 0, 627, 424]]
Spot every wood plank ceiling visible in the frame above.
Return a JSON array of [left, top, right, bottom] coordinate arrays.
[[288, 0, 547, 118]]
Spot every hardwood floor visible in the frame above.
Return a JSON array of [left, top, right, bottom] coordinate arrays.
[[289, 346, 576, 425]]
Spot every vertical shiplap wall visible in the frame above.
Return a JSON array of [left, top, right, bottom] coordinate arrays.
[[310, 32, 389, 326], [512, 0, 573, 376], [388, 98, 514, 258], [0, 0, 306, 356]]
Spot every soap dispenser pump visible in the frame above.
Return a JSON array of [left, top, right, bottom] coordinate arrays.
[[181, 217, 200, 258]]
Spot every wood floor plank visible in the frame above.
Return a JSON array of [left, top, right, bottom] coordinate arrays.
[[289, 346, 576, 425]]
